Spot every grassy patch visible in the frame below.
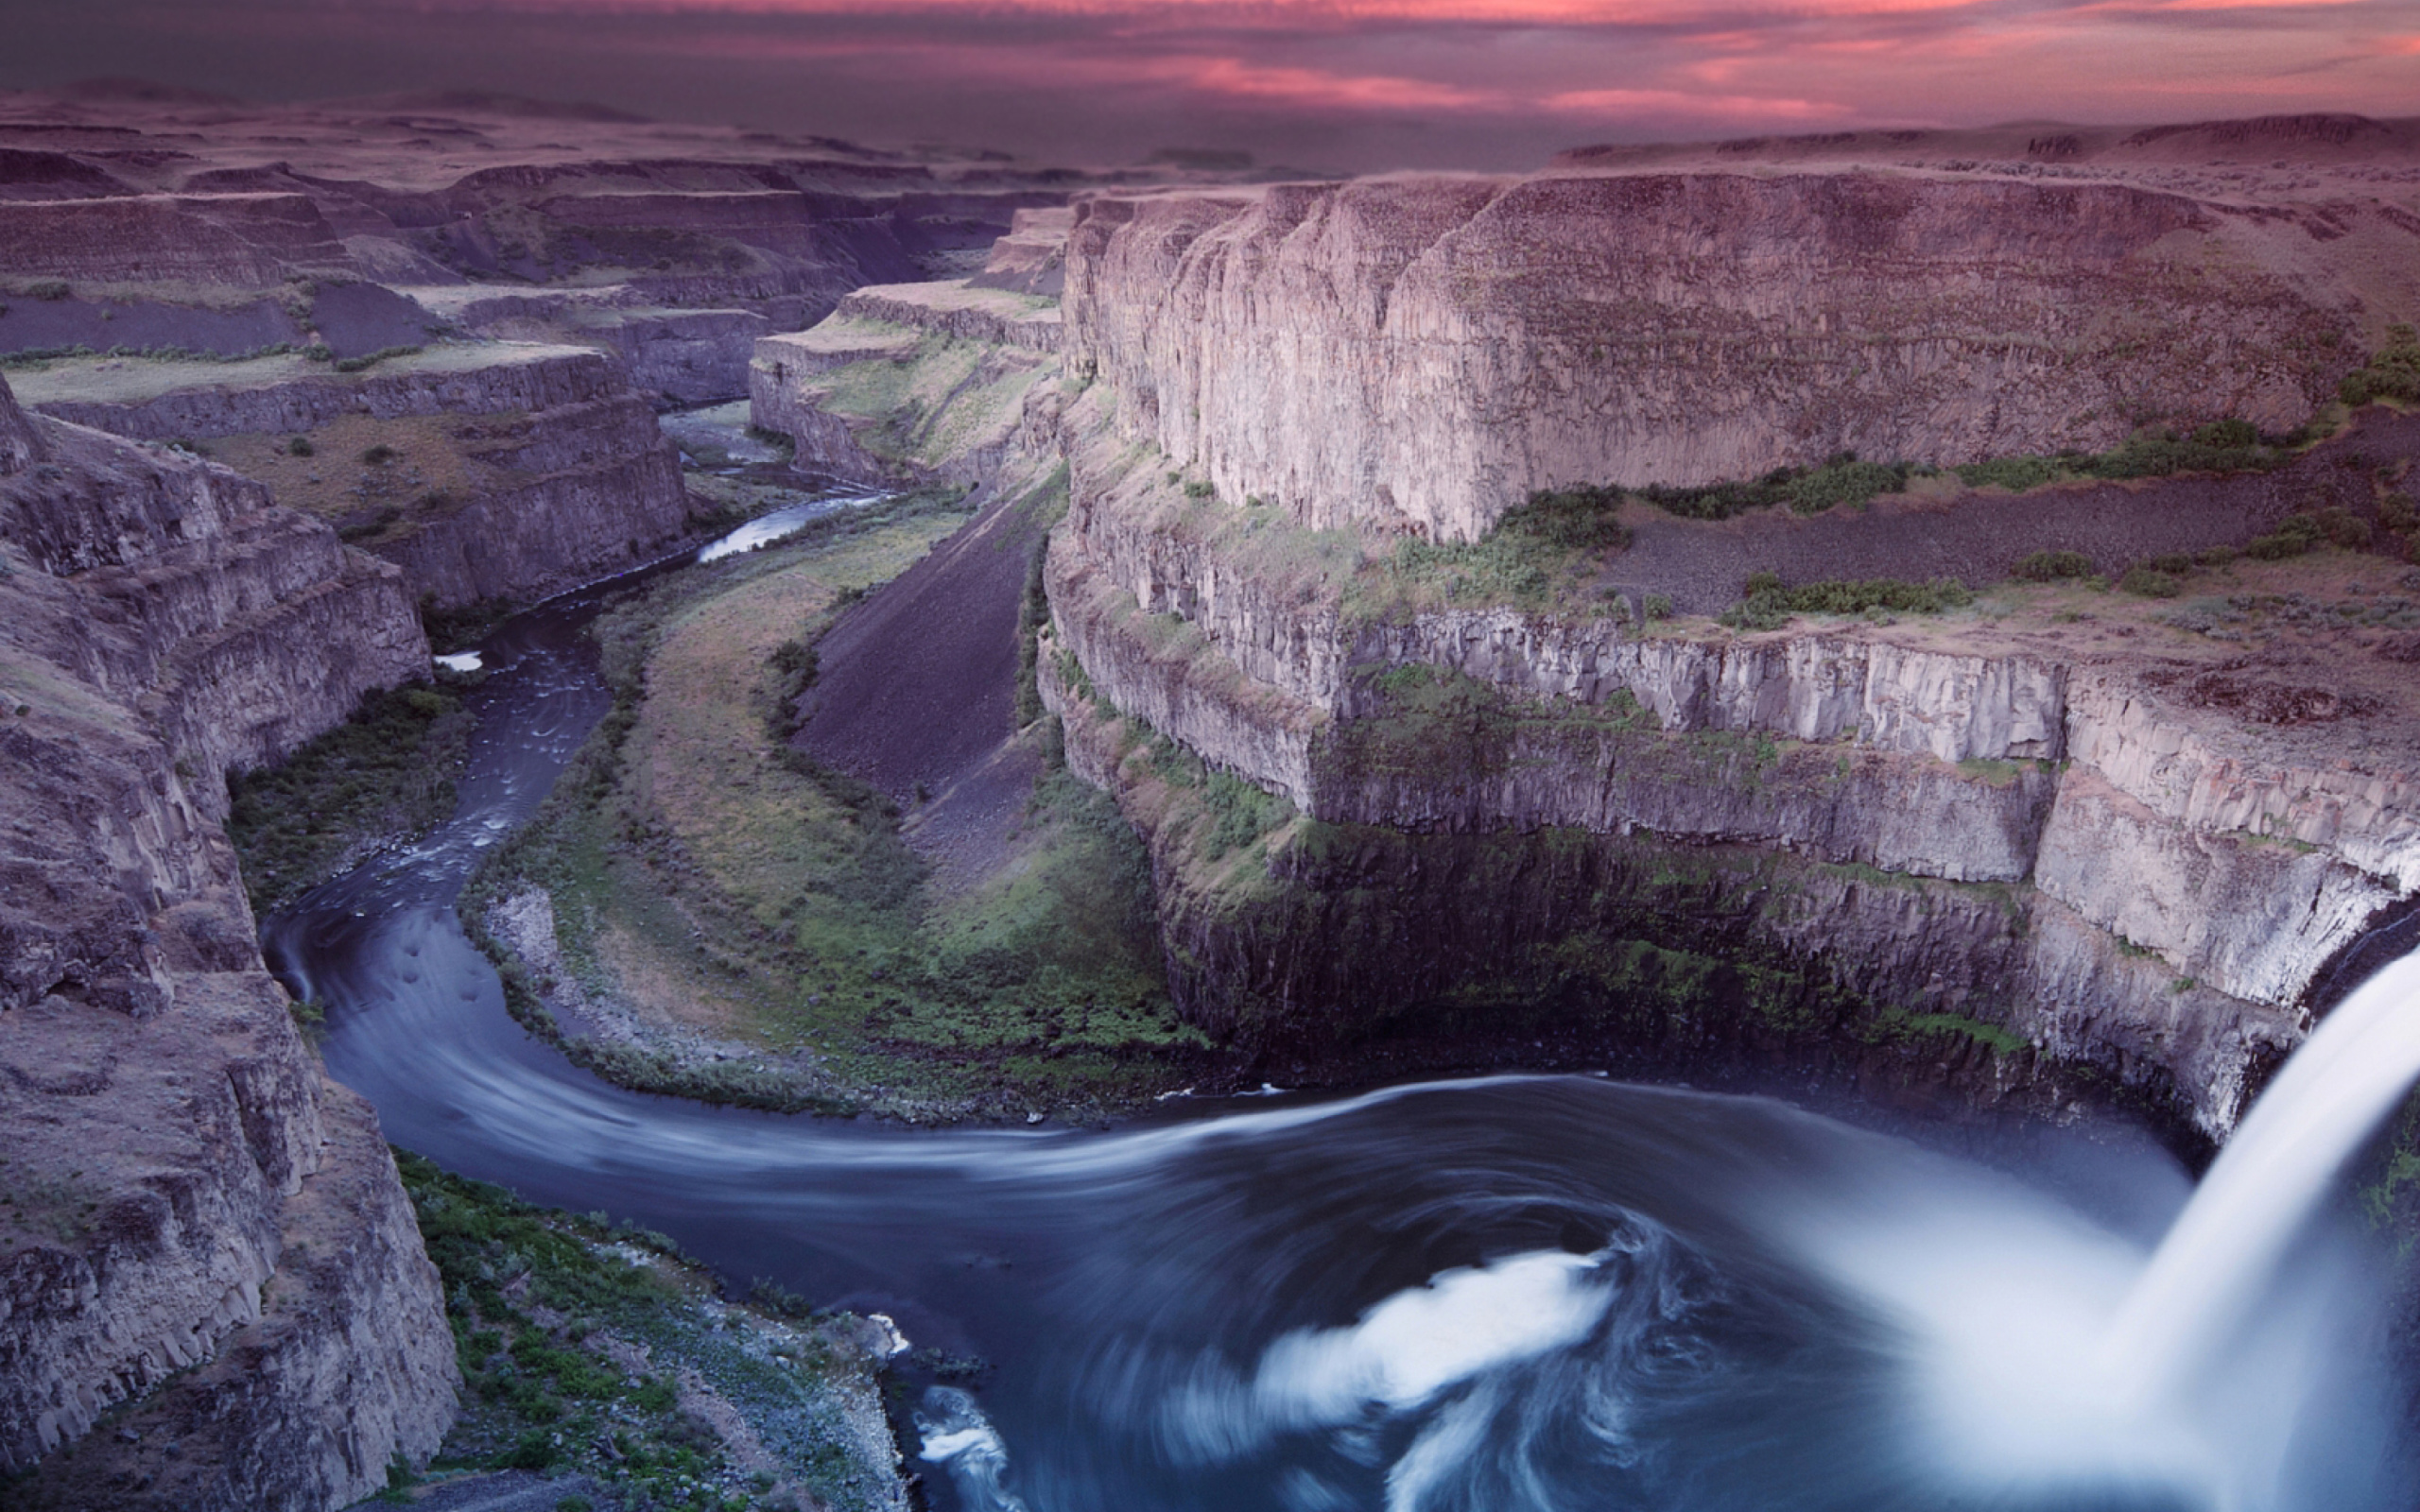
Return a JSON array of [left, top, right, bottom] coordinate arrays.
[[1379, 485, 1635, 610], [226, 680, 474, 915], [394, 1152, 898, 1512], [467, 487, 1203, 1118]]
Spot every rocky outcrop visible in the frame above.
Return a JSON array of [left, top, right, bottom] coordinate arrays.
[[751, 280, 1061, 490], [968, 206, 1074, 297], [0, 381, 455, 1509], [26, 345, 708, 609], [1063, 174, 2363, 541]]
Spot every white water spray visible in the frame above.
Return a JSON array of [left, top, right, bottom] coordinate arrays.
[[2104, 952, 2420, 1403]]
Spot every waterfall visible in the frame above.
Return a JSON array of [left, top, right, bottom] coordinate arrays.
[[2102, 952, 2420, 1404]]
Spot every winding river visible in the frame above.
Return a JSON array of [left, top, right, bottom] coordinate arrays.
[[265, 500, 2418, 1512]]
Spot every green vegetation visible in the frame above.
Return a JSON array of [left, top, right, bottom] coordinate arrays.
[[0, 340, 306, 371], [423, 593, 525, 656], [2245, 508, 2372, 560], [466, 486, 1203, 1117], [1720, 571, 1974, 631], [333, 343, 425, 374], [1199, 770, 1294, 861], [2339, 324, 2420, 407], [2014, 550, 2095, 582], [226, 681, 475, 915], [1383, 484, 1634, 610], [2118, 566, 2183, 598], [394, 1152, 897, 1511], [1633, 453, 1910, 520], [25, 279, 71, 301]]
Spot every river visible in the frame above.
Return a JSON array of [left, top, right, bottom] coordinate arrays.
[[263, 499, 2416, 1512]]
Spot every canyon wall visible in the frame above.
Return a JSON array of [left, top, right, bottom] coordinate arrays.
[[1032, 370, 2416, 1141], [26, 345, 708, 609], [0, 381, 456, 1510], [1063, 173, 2368, 541]]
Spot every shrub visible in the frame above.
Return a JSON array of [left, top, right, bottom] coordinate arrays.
[[2195, 545, 2238, 567], [1955, 455, 2062, 492], [1497, 485, 1633, 552], [333, 344, 423, 374], [361, 443, 398, 466], [2146, 552, 2194, 575], [26, 279, 70, 301], [2244, 513, 2325, 559], [1643, 593, 1673, 621], [1720, 573, 1973, 630], [2118, 567, 2182, 598], [2014, 550, 2094, 582], [2316, 506, 2371, 548], [1634, 454, 1907, 521], [1785, 455, 1907, 516], [2190, 418, 2258, 450], [301, 343, 333, 363], [285, 435, 315, 456], [2339, 324, 2420, 406]]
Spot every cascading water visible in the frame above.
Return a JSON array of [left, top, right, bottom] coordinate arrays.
[[268, 501, 2420, 1512], [2106, 954, 2420, 1401]]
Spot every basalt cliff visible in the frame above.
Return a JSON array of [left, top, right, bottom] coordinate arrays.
[[759, 129, 2420, 1145], [0, 372, 455, 1510], [1065, 166, 2402, 541], [13, 343, 709, 610]]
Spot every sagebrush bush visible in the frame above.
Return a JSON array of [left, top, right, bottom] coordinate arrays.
[[1720, 573, 1973, 630], [2119, 567, 2182, 598], [2014, 550, 2094, 582], [2340, 324, 2420, 406]]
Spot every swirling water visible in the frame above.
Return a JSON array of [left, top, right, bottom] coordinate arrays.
[[264, 506, 2418, 1512]]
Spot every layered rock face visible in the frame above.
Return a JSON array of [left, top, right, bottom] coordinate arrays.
[[1063, 173, 2369, 541], [24, 345, 706, 610], [1035, 380, 2417, 1140], [968, 206, 1074, 297], [0, 378, 455, 1509], [752, 280, 1062, 490]]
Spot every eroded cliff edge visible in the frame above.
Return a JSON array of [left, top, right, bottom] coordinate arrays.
[[12, 342, 713, 612], [1064, 171, 2394, 541], [0, 374, 456, 1511]]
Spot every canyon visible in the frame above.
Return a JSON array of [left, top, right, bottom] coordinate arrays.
[[0, 95, 2416, 1511], [754, 119, 2420, 1148]]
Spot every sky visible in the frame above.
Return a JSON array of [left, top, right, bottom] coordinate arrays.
[[0, 0, 2413, 169]]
